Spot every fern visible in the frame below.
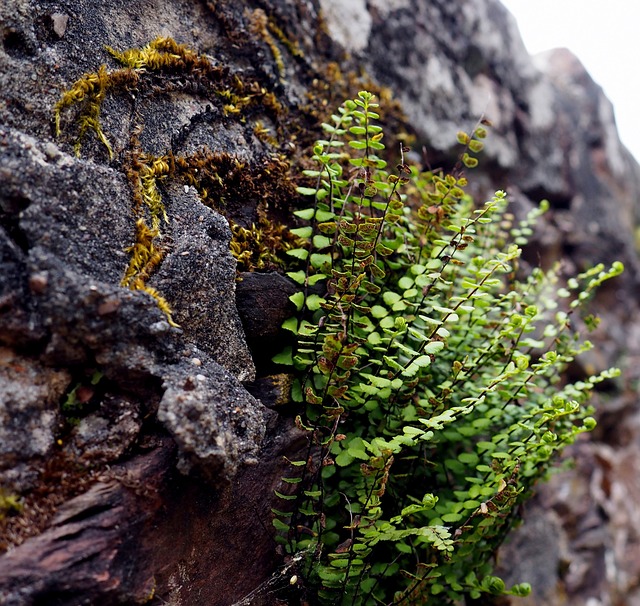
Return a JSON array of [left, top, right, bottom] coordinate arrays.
[[273, 91, 622, 605]]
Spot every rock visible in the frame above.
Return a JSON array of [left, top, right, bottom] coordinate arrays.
[[0, 0, 639, 603], [50, 14, 69, 39], [151, 183, 256, 382], [158, 351, 264, 481], [0, 124, 254, 381], [0, 348, 69, 492], [0, 423, 307, 606], [236, 271, 297, 370], [236, 272, 297, 342], [0, 441, 178, 606], [0, 0, 276, 594], [65, 394, 142, 464], [359, 0, 640, 280], [0, 224, 43, 346], [496, 509, 568, 604]]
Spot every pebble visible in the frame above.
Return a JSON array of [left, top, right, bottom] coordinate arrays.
[[149, 320, 171, 334], [51, 13, 69, 38], [28, 272, 48, 294]]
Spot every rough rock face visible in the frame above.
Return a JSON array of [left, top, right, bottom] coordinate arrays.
[[0, 0, 289, 602], [344, 0, 640, 277], [0, 0, 639, 604]]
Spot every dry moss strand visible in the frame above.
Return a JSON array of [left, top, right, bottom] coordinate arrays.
[[54, 65, 140, 159], [249, 9, 286, 80]]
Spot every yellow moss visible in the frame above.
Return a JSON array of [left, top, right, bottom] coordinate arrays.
[[0, 489, 22, 520], [55, 37, 220, 160], [121, 235, 178, 326], [216, 79, 282, 118], [121, 153, 178, 326], [54, 34, 391, 327], [138, 285, 177, 327], [121, 219, 164, 287], [250, 9, 285, 80], [230, 217, 305, 272], [267, 17, 304, 60], [106, 36, 215, 75], [253, 120, 279, 147], [53, 64, 137, 160], [136, 154, 171, 229]]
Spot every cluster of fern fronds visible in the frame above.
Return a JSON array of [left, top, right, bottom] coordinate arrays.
[[273, 91, 622, 605]]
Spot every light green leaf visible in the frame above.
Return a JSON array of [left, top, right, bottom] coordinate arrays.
[[272, 346, 293, 365], [293, 208, 315, 220], [383, 355, 404, 373], [281, 317, 299, 334], [367, 332, 382, 345], [289, 291, 305, 311], [306, 294, 325, 311], [310, 253, 332, 269], [290, 226, 313, 238], [272, 518, 290, 532], [371, 305, 388, 318], [287, 270, 306, 284], [296, 186, 318, 196], [316, 209, 335, 222], [335, 450, 354, 466], [274, 490, 296, 501], [423, 341, 445, 355], [313, 235, 332, 249], [308, 273, 327, 285], [383, 291, 402, 306]]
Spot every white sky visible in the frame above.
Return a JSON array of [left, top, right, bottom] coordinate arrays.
[[499, 0, 640, 162]]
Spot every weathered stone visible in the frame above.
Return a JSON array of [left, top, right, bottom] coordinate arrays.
[[65, 394, 142, 464], [0, 224, 43, 347], [236, 271, 297, 371], [158, 351, 265, 481], [0, 124, 254, 381], [0, 422, 307, 606], [0, 348, 69, 492], [496, 509, 568, 604], [245, 373, 295, 409], [0, 0, 639, 604], [236, 272, 297, 342], [152, 183, 256, 382]]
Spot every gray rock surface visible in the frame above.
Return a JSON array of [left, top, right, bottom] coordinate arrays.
[[0, 348, 69, 492], [355, 0, 640, 278], [1, 0, 639, 604], [0, 0, 302, 601], [159, 349, 264, 480], [0, 22, 263, 492], [66, 394, 142, 464]]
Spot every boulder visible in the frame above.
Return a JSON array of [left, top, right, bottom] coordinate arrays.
[[1, 0, 639, 603]]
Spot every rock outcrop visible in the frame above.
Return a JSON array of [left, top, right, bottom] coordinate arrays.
[[0, 0, 639, 604]]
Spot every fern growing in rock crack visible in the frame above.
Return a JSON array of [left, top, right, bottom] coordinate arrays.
[[273, 91, 622, 605]]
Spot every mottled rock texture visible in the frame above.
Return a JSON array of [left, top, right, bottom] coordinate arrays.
[[0, 0, 639, 604]]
